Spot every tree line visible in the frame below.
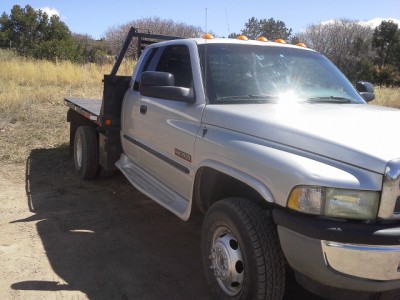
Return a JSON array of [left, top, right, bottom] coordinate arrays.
[[231, 17, 399, 86], [0, 5, 202, 64], [0, 5, 111, 63], [1, 4, 399, 86]]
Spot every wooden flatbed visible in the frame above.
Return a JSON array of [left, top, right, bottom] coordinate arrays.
[[64, 98, 102, 125]]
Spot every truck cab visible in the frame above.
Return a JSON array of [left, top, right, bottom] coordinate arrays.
[[66, 29, 400, 300]]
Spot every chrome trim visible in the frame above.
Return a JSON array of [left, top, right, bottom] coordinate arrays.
[[379, 159, 400, 220], [324, 241, 400, 253], [322, 241, 400, 281]]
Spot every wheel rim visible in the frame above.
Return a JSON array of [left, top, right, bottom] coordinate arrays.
[[75, 136, 83, 168], [209, 227, 244, 296]]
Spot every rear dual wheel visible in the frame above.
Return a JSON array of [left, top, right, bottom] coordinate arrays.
[[74, 126, 99, 179], [201, 198, 285, 300]]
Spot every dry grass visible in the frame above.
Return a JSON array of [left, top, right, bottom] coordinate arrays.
[[374, 86, 400, 108], [0, 51, 135, 106], [0, 50, 135, 164]]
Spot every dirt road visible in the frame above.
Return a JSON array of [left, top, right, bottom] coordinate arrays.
[[0, 145, 323, 299]]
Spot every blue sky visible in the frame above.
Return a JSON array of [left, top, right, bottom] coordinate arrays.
[[1, 0, 399, 39]]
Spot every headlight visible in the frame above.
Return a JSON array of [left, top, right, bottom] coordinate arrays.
[[287, 186, 379, 220]]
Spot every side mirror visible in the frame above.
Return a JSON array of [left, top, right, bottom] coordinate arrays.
[[356, 81, 375, 102], [139, 71, 195, 103]]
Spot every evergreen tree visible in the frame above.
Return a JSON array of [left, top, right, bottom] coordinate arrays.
[[240, 17, 292, 41], [0, 4, 81, 61], [372, 20, 399, 68]]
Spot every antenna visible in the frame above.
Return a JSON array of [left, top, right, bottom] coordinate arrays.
[[204, 8, 208, 103], [225, 8, 230, 37], [205, 7, 208, 34]]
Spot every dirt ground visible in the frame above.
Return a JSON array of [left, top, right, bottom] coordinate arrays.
[[0, 144, 325, 299]]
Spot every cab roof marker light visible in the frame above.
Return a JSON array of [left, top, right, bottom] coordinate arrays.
[[274, 39, 286, 44], [256, 37, 269, 42], [203, 33, 214, 39], [296, 42, 307, 48], [237, 35, 249, 41]]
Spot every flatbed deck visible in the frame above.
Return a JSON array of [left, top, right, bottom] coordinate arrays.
[[64, 98, 102, 125]]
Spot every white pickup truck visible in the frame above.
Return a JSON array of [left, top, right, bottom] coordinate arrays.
[[65, 28, 400, 299]]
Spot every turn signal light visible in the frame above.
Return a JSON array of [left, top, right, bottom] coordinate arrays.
[[256, 37, 268, 42], [296, 43, 307, 48], [105, 119, 112, 125], [203, 33, 214, 39], [237, 35, 249, 41]]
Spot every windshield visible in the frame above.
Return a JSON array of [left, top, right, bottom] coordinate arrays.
[[199, 44, 365, 104]]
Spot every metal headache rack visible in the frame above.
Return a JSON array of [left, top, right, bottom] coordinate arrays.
[[66, 27, 185, 171], [110, 27, 184, 78]]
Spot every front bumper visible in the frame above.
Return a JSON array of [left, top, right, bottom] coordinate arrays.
[[322, 240, 400, 281], [273, 209, 400, 292]]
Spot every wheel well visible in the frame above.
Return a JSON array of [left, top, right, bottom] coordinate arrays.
[[193, 167, 272, 213]]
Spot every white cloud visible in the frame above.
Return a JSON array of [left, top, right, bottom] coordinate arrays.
[[320, 19, 335, 26], [358, 18, 400, 29], [299, 18, 400, 33], [318, 18, 400, 28], [37, 7, 60, 17]]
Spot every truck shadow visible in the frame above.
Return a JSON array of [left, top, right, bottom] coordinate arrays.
[[12, 146, 322, 299]]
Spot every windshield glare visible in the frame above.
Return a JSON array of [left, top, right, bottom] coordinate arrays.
[[200, 44, 365, 104]]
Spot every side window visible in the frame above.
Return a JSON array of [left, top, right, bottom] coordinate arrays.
[[133, 48, 155, 91], [155, 45, 193, 88]]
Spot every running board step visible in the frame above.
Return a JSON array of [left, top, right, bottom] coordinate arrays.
[[116, 154, 189, 219]]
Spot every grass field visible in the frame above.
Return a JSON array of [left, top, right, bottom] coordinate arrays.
[[374, 86, 400, 108], [0, 50, 399, 165], [0, 50, 135, 164]]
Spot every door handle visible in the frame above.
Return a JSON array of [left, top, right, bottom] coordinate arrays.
[[140, 105, 147, 114]]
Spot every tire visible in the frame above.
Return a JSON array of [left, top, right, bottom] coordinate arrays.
[[201, 198, 285, 300], [69, 121, 78, 157], [73, 126, 99, 179]]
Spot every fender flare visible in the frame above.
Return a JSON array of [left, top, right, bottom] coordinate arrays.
[[194, 159, 275, 204]]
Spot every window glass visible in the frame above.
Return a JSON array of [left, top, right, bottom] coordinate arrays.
[[155, 45, 193, 88], [133, 48, 155, 91], [199, 44, 365, 104]]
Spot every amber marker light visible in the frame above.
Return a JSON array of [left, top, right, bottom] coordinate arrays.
[[105, 119, 112, 125], [274, 39, 286, 44], [296, 43, 307, 48], [237, 35, 249, 41], [203, 33, 214, 39], [256, 37, 268, 42]]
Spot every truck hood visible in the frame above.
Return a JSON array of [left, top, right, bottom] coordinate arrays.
[[202, 103, 400, 174]]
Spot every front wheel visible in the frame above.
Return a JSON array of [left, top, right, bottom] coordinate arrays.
[[201, 198, 285, 300]]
